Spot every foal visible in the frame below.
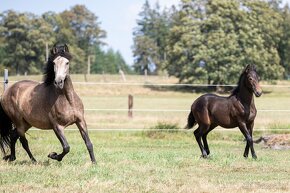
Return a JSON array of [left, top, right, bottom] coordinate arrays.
[[186, 64, 262, 159]]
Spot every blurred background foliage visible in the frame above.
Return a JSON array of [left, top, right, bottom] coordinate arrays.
[[1, 0, 290, 85]]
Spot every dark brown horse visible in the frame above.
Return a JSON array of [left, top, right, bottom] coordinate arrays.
[[0, 44, 96, 163], [186, 64, 262, 159]]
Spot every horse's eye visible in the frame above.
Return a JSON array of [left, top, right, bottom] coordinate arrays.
[[66, 62, 69, 65]]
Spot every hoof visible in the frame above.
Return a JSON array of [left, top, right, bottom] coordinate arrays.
[[200, 154, 208, 159], [48, 152, 63, 161], [3, 155, 9, 161], [3, 155, 16, 162], [31, 158, 37, 163], [48, 152, 58, 160]]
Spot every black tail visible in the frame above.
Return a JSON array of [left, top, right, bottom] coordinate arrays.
[[185, 110, 196, 129], [0, 102, 12, 155]]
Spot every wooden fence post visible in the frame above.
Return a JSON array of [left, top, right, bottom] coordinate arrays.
[[119, 69, 126, 82], [4, 69, 8, 91], [128, 94, 133, 118]]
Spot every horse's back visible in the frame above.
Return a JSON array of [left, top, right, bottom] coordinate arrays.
[[2, 80, 39, 109], [192, 93, 227, 109], [3, 79, 38, 94]]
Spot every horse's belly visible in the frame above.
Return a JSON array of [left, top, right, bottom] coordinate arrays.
[[213, 115, 238, 129], [25, 115, 53, 130]]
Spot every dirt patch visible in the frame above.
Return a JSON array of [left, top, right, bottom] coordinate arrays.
[[254, 134, 290, 150]]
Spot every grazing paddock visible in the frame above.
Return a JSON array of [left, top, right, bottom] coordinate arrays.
[[1, 74, 290, 192], [0, 131, 290, 192], [5, 74, 290, 131]]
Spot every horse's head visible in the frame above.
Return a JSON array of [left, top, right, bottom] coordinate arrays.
[[244, 64, 262, 97], [46, 44, 72, 89]]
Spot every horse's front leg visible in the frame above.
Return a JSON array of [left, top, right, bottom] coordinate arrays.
[[243, 122, 254, 158], [76, 119, 96, 164], [246, 122, 256, 159], [239, 122, 257, 159], [48, 125, 70, 161]]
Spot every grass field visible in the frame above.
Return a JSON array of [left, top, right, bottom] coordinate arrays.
[[0, 131, 290, 193], [0, 74, 290, 192]]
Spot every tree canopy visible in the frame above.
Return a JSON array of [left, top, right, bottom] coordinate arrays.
[[133, 0, 290, 84], [0, 5, 131, 75]]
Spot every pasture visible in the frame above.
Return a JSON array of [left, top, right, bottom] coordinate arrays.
[[0, 74, 290, 192]]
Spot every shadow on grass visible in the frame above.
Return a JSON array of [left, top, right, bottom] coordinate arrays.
[[8, 159, 56, 166], [143, 84, 233, 94], [143, 82, 273, 95]]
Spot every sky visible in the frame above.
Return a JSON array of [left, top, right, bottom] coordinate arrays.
[[1, 0, 290, 65], [0, 0, 179, 65]]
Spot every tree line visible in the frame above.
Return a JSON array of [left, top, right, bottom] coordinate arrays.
[[0, 5, 131, 75], [133, 0, 290, 84]]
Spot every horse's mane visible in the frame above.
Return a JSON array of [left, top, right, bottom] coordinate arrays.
[[230, 64, 256, 96], [43, 44, 72, 86]]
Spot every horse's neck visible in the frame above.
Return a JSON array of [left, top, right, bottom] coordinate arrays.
[[236, 84, 254, 106], [61, 75, 75, 105]]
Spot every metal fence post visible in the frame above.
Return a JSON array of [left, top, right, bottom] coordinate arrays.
[[4, 69, 8, 91]]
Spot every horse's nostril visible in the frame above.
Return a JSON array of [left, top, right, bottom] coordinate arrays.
[[54, 79, 64, 88]]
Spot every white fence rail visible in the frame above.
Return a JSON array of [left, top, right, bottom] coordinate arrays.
[[2, 80, 290, 88], [83, 108, 290, 113], [2, 70, 290, 132]]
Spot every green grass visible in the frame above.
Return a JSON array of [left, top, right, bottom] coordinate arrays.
[[0, 131, 290, 193], [1, 74, 290, 192]]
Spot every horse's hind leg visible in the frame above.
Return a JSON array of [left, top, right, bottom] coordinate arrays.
[[202, 125, 216, 155], [48, 125, 70, 161], [17, 123, 36, 162], [19, 134, 36, 162], [3, 129, 19, 161], [194, 125, 208, 158], [76, 120, 96, 163]]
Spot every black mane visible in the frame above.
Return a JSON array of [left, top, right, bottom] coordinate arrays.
[[43, 44, 72, 86], [231, 64, 256, 96], [231, 71, 245, 96]]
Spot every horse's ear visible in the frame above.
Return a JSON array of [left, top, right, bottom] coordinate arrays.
[[244, 64, 250, 73], [252, 64, 256, 71], [50, 43, 59, 55], [64, 44, 69, 53], [245, 64, 255, 73], [51, 47, 58, 55]]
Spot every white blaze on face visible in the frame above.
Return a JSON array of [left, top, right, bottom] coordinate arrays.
[[53, 56, 69, 89]]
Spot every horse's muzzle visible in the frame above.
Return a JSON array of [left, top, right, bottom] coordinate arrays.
[[54, 79, 64, 89], [254, 88, 262, 97]]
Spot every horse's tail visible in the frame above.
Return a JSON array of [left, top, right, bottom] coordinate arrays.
[[185, 110, 196, 129], [0, 101, 12, 155]]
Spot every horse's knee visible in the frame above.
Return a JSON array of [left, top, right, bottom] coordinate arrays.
[[246, 136, 253, 144]]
